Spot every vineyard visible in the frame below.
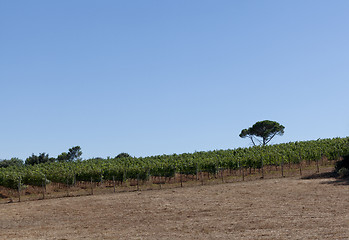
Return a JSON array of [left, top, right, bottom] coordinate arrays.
[[0, 137, 348, 201]]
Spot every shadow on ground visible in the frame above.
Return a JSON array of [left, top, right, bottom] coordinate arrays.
[[302, 171, 349, 185]]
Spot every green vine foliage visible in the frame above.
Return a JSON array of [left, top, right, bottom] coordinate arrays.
[[0, 137, 348, 189]]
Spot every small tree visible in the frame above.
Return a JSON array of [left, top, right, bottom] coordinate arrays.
[[57, 146, 82, 162], [116, 153, 131, 159], [57, 152, 70, 162], [239, 120, 285, 146], [25, 153, 55, 165], [68, 146, 82, 161]]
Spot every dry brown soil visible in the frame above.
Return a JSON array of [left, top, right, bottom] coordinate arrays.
[[1, 176, 349, 240]]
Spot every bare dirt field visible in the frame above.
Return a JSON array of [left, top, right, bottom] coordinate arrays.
[[1, 175, 349, 240]]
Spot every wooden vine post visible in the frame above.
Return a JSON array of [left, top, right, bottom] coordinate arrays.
[[90, 177, 94, 195], [221, 168, 224, 183], [261, 157, 264, 179], [44, 175, 47, 191], [320, 152, 324, 166], [66, 177, 70, 197], [180, 172, 183, 188], [113, 176, 116, 193], [281, 156, 284, 178], [18, 176, 21, 202], [238, 159, 241, 177], [100, 172, 103, 186], [299, 152, 302, 176], [137, 174, 140, 191], [42, 177, 46, 200], [201, 171, 204, 186]]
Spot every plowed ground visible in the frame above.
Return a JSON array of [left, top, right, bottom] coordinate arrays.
[[1, 176, 349, 240]]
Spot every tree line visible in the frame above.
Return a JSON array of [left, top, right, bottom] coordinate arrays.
[[0, 146, 82, 167], [0, 146, 131, 168]]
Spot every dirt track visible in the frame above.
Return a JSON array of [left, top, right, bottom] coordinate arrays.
[[1, 177, 349, 240]]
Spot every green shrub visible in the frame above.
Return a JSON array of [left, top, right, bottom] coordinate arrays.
[[335, 155, 349, 172], [338, 168, 349, 178]]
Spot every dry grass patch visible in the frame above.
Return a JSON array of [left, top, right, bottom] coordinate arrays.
[[1, 175, 349, 240]]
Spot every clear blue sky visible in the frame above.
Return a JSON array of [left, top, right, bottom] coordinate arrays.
[[1, 1, 348, 160]]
